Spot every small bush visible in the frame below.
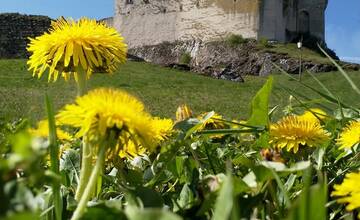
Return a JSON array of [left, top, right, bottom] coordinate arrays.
[[226, 34, 247, 47], [258, 37, 272, 48], [179, 52, 192, 65]]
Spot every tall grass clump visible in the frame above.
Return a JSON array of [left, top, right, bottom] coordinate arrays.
[[179, 52, 192, 65], [226, 34, 247, 47], [258, 37, 272, 48]]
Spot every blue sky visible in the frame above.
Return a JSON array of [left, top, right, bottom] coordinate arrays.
[[1, 0, 359, 62], [326, 0, 360, 63]]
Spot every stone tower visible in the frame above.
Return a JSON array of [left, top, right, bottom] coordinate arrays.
[[259, 0, 328, 42], [113, 0, 328, 48]]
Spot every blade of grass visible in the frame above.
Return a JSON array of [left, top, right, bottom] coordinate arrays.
[[305, 70, 336, 98], [318, 45, 360, 96], [336, 98, 345, 120], [45, 94, 62, 220], [264, 162, 291, 208], [273, 63, 353, 110], [196, 128, 265, 136], [212, 170, 234, 220], [212, 118, 264, 129], [280, 86, 332, 111], [277, 85, 331, 110], [283, 90, 331, 123]]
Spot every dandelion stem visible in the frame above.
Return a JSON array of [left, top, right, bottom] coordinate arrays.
[[71, 145, 106, 220], [75, 140, 93, 201], [45, 94, 63, 220], [76, 68, 87, 96]]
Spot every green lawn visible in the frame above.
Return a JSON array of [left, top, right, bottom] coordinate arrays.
[[0, 59, 359, 123]]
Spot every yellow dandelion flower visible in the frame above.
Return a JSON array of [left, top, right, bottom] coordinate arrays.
[[197, 112, 226, 130], [269, 115, 330, 153], [27, 17, 127, 82], [29, 120, 72, 141], [118, 140, 146, 159], [176, 104, 193, 122], [119, 117, 173, 159], [56, 88, 169, 159], [332, 172, 360, 216], [299, 108, 327, 124], [152, 117, 174, 140], [337, 121, 360, 150]]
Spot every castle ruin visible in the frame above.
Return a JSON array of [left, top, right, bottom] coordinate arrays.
[[114, 0, 328, 48]]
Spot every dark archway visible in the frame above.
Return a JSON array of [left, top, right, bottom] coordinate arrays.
[[298, 10, 310, 34]]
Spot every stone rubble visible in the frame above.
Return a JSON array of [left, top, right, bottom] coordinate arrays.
[[129, 40, 359, 82]]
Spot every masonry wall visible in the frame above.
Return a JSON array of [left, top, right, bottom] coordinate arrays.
[[297, 0, 327, 40], [0, 13, 52, 58], [259, 0, 285, 42], [114, 0, 260, 48]]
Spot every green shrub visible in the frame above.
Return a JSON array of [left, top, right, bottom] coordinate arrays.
[[179, 52, 192, 65], [258, 37, 272, 48], [226, 34, 247, 47]]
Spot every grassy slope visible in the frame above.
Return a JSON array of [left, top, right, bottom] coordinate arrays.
[[263, 43, 331, 64], [0, 59, 359, 123]]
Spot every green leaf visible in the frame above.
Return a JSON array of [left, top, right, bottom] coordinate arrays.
[[60, 149, 80, 186], [247, 76, 273, 127], [2, 212, 38, 220], [286, 170, 327, 220], [232, 177, 251, 195], [212, 174, 233, 220], [313, 147, 326, 170], [177, 183, 195, 209], [10, 132, 32, 160], [132, 187, 164, 208], [126, 209, 182, 220], [123, 169, 144, 187], [81, 205, 128, 220], [232, 155, 255, 168], [284, 174, 297, 191]]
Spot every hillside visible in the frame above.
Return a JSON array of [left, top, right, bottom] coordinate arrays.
[[1, 59, 360, 122]]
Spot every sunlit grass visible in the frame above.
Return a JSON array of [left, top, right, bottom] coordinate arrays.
[[0, 59, 359, 122]]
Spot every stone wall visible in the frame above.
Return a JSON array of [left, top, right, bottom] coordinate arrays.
[[114, 0, 328, 47], [0, 13, 52, 58], [114, 0, 260, 48]]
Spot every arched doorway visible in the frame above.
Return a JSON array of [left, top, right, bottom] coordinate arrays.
[[298, 10, 310, 34]]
